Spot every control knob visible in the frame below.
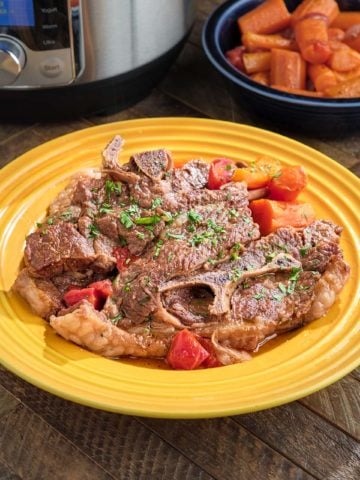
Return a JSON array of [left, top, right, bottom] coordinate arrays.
[[0, 38, 26, 86]]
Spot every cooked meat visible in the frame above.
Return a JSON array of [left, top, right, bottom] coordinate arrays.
[[13, 136, 350, 366], [50, 301, 169, 358], [13, 268, 62, 318], [25, 222, 95, 277]]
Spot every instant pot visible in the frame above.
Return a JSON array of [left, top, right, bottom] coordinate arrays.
[[0, 0, 195, 119]]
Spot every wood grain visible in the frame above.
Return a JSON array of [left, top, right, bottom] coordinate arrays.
[[0, 367, 214, 480], [0, 461, 22, 480], [300, 376, 360, 441], [0, 384, 19, 418], [141, 416, 314, 480], [351, 368, 360, 382], [0, 404, 115, 480], [236, 402, 360, 479]]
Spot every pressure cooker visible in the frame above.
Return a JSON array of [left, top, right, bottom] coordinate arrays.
[[0, 0, 195, 119]]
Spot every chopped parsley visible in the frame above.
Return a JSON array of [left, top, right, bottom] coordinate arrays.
[[88, 223, 100, 238], [228, 209, 239, 218], [166, 232, 185, 240], [134, 215, 162, 226], [253, 292, 265, 300], [60, 210, 73, 220], [99, 203, 114, 215], [278, 283, 287, 294], [36, 222, 43, 228], [265, 252, 277, 263], [111, 313, 123, 324], [47, 217, 54, 225], [119, 236, 127, 247], [136, 232, 146, 240], [187, 224, 196, 233], [207, 219, 225, 234], [241, 215, 252, 225], [289, 267, 302, 282], [299, 245, 310, 257], [187, 210, 203, 224], [105, 180, 122, 200], [119, 211, 134, 229], [151, 198, 163, 209], [231, 267, 243, 281], [153, 239, 164, 258], [123, 283, 131, 293], [127, 203, 140, 216]]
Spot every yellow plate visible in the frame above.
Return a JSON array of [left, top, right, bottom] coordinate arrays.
[[0, 118, 359, 418]]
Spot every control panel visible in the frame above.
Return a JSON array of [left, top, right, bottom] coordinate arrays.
[[0, 0, 81, 87]]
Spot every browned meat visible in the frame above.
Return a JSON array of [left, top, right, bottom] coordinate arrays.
[[25, 222, 95, 277], [13, 135, 350, 366], [13, 268, 62, 318]]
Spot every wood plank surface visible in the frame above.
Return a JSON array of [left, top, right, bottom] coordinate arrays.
[[236, 402, 360, 479], [300, 375, 360, 441], [0, 368, 214, 480]]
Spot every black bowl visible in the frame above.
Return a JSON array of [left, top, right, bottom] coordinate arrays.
[[202, 0, 360, 136]]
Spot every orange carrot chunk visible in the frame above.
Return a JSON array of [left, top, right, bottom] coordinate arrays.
[[294, 17, 332, 64], [334, 65, 360, 83], [308, 64, 338, 92], [238, 0, 291, 35], [324, 76, 360, 97], [225, 46, 246, 72], [327, 27, 345, 42], [270, 48, 306, 89], [250, 199, 316, 236], [291, 0, 339, 26], [331, 12, 360, 31], [250, 71, 271, 86], [327, 42, 360, 72], [243, 51, 271, 74], [242, 32, 294, 51], [344, 25, 360, 53]]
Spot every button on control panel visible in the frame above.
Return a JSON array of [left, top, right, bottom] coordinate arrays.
[[0, 0, 78, 87]]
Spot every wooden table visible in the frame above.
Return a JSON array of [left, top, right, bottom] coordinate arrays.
[[1, 2, 359, 479]]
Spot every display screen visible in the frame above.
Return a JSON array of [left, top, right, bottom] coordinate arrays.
[[0, 0, 35, 27]]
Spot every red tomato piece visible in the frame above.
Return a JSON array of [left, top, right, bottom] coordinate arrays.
[[208, 158, 236, 190], [88, 279, 113, 299], [167, 330, 210, 370], [197, 337, 221, 368], [113, 246, 134, 271], [63, 287, 102, 310], [268, 166, 307, 201]]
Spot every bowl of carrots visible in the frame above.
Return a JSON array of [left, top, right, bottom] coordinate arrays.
[[202, 0, 360, 135]]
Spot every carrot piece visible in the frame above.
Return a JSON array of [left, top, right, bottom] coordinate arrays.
[[249, 199, 316, 236], [238, 0, 291, 35], [270, 49, 306, 89], [243, 51, 271, 74], [344, 25, 360, 53], [268, 166, 308, 202], [308, 64, 338, 92], [328, 27, 345, 42], [331, 12, 360, 31], [271, 85, 325, 97], [232, 168, 269, 189], [333, 65, 360, 83], [324, 75, 360, 97], [291, 0, 339, 26], [242, 32, 294, 51], [294, 17, 332, 64], [327, 42, 360, 72], [250, 71, 271, 86], [232, 155, 281, 189]]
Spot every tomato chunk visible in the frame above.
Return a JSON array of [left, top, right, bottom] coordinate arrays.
[[63, 287, 102, 309], [197, 337, 221, 368], [113, 246, 134, 271], [268, 166, 307, 201], [167, 330, 210, 370], [88, 279, 113, 298], [208, 158, 236, 190], [225, 46, 246, 72]]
